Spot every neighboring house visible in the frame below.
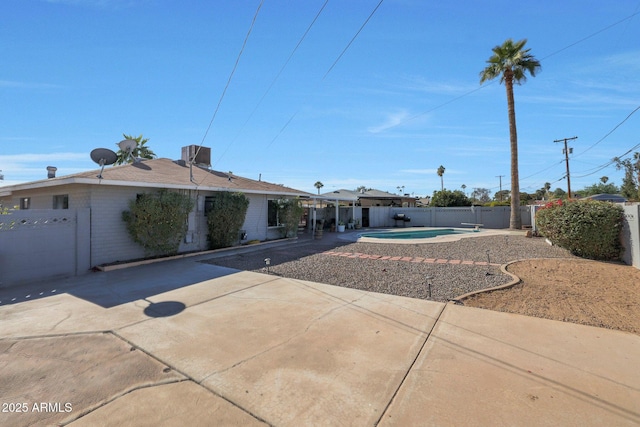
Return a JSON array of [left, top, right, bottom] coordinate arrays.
[[310, 189, 417, 228], [586, 194, 627, 203], [318, 189, 417, 208], [0, 151, 311, 274]]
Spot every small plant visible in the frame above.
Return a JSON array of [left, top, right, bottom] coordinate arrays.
[[536, 199, 624, 260], [206, 192, 250, 249], [122, 190, 193, 256]]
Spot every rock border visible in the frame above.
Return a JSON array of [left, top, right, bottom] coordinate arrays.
[[450, 259, 523, 304]]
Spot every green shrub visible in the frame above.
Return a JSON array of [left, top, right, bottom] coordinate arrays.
[[429, 189, 472, 207], [275, 197, 304, 238], [535, 199, 624, 260], [206, 192, 250, 249], [122, 190, 193, 256]]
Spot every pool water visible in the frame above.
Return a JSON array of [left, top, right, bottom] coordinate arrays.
[[358, 228, 477, 240]]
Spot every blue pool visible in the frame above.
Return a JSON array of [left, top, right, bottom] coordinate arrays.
[[358, 228, 478, 240]]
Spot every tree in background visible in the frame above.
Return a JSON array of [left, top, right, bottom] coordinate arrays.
[[115, 134, 157, 165], [580, 181, 620, 197], [355, 186, 372, 193], [437, 165, 445, 191], [430, 189, 471, 207], [314, 181, 324, 195], [471, 187, 491, 204], [614, 153, 640, 201], [494, 189, 510, 203], [480, 38, 541, 229], [553, 188, 566, 198]]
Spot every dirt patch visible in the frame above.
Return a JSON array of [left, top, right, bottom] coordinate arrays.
[[463, 258, 640, 335]]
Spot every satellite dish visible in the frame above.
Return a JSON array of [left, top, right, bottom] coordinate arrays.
[[90, 148, 118, 179], [117, 139, 137, 163]]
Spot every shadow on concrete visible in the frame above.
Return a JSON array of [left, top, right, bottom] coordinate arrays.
[[144, 301, 187, 317], [201, 229, 359, 272], [0, 231, 362, 309], [0, 258, 238, 309]]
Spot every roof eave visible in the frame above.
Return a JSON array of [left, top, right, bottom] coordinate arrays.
[[0, 177, 311, 198]]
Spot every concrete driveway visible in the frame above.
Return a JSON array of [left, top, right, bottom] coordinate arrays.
[[1, 252, 639, 426]]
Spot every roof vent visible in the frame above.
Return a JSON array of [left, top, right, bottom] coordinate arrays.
[[182, 145, 211, 167], [46, 166, 57, 179]]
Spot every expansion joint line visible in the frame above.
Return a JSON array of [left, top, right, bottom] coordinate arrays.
[[374, 303, 448, 426]]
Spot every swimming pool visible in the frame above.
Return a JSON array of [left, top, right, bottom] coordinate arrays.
[[358, 228, 478, 240]]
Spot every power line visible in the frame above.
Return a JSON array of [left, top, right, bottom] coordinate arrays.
[[212, 0, 330, 167], [573, 105, 640, 158], [382, 9, 640, 133], [194, 0, 264, 165], [540, 10, 640, 61], [322, 0, 385, 80], [263, 0, 386, 150], [572, 141, 640, 179]]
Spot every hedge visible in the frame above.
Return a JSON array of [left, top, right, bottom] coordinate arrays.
[[535, 199, 624, 261]]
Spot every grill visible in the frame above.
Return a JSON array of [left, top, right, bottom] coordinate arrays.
[[392, 213, 411, 227]]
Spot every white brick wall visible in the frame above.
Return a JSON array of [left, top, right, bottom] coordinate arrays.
[[89, 186, 146, 266], [2, 184, 284, 269]]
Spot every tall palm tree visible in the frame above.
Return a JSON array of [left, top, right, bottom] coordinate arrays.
[[437, 165, 445, 191], [115, 134, 157, 165], [480, 39, 540, 229], [314, 181, 324, 195]]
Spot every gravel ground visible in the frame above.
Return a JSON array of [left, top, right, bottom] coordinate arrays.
[[202, 234, 576, 302]]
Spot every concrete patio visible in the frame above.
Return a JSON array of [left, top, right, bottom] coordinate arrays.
[[1, 241, 639, 426]]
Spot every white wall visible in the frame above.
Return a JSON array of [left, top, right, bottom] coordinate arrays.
[[1, 185, 305, 283], [0, 209, 91, 287], [365, 206, 532, 229], [621, 204, 640, 268]]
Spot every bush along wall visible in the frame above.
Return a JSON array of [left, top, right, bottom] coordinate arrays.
[[206, 192, 250, 249], [535, 199, 624, 261], [122, 190, 194, 256], [277, 197, 304, 238]]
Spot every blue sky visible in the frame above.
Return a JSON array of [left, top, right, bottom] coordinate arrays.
[[1, 0, 639, 198]]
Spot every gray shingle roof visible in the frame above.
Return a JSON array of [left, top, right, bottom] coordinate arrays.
[[2, 158, 312, 197]]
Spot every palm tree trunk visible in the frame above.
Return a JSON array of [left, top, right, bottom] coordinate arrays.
[[505, 72, 521, 230]]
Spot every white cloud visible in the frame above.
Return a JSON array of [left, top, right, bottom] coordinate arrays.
[[368, 110, 413, 134], [0, 152, 95, 186]]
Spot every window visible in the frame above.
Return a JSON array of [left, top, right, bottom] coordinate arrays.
[[20, 197, 30, 209], [53, 194, 69, 209], [204, 196, 215, 216], [267, 199, 280, 227]]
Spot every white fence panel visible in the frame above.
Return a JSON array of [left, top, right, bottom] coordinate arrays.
[[370, 206, 531, 229], [621, 204, 640, 268], [0, 209, 90, 287]]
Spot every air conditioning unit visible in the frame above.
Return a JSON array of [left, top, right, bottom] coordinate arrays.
[[181, 145, 211, 167]]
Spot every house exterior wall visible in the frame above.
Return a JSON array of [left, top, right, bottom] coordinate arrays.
[[88, 185, 147, 266], [0, 184, 91, 210], [1, 182, 304, 284]]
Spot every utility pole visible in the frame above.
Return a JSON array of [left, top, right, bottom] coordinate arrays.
[[496, 175, 504, 201], [554, 136, 578, 198]]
